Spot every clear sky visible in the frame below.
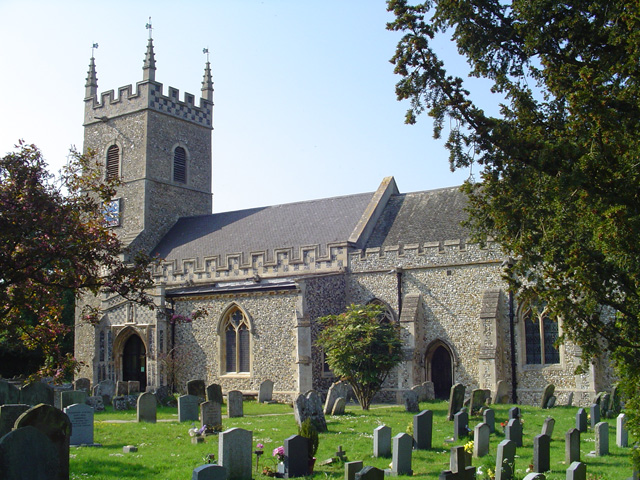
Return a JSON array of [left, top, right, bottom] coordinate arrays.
[[0, 0, 481, 213]]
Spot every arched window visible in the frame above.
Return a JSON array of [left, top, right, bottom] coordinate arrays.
[[106, 145, 120, 180], [173, 146, 187, 183], [523, 301, 560, 365], [222, 307, 251, 374], [368, 298, 395, 323]]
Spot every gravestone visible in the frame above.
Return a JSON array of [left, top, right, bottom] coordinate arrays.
[[0, 404, 30, 438], [128, 381, 140, 395], [440, 445, 474, 479], [345, 460, 364, 480], [483, 408, 495, 433], [192, 464, 227, 480], [86, 395, 105, 412], [454, 410, 469, 440], [218, 427, 252, 480], [323, 380, 350, 415], [533, 434, 550, 473], [447, 383, 465, 420], [64, 403, 95, 445], [508, 407, 520, 420], [14, 403, 71, 480], [201, 401, 223, 430], [468, 389, 486, 416], [617, 413, 628, 447], [595, 421, 609, 456], [355, 466, 385, 480], [0, 380, 20, 405], [332, 397, 346, 415], [178, 394, 200, 422], [116, 381, 128, 396], [0, 425, 60, 480], [411, 384, 427, 402], [403, 390, 420, 412], [137, 391, 157, 423], [540, 384, 555, 409], [541, 416, 555, 438], [493, 380, 509, 404], [423, 381, 435, 401], [373, 424, 391, 457], [495, 439, 516, 480], [187, 379, 206, 401], [473, 423, 490, 458], [258, 379, 274, 403], [600, 393, 611, 418], [94, 380, 115, 404], [293, 390, 327, 432], [610, 385, 621, 417], [413, 409, 433, 450], [590, 404, 601, 428], [20, 382, 54, 406], [284, 434, 309, 478], [206, 383, 224, 404], [522, 474, 545, 480], [73, 378, 91, 392], [567, 461, 586, 480], [565, 428, 581, 464], [505, 418, 522, 447], [112, 395, 129, 411], [60, 390, 87, 410], [576, 408, 587, 433], [567, 392, 574, 407], [227, 390, 244, 418], [389, 433, 413, 476]]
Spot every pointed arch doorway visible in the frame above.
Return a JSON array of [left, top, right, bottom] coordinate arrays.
[[122, 334, 147, 391], [425, 341, 454, 400]]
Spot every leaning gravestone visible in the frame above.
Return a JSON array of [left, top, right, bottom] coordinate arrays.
[[187, 379, 206, 401], [469, 389, 486, 416], [0, 404, 30, 438], [493, 380, 510, 404], [331, 397, 346, 415], [403, 390, 420, 412], [201, 401, 222, 430], [284, 434, 309, 477], [227, 390, 244, 418], [447, 383, 465, 420], [542, 417, 555, 438], [178, 395, 200, 422], [413, 409, 433, 450], [206, 383, 224, 404], [373, 425, 391, 458], [64, 403, 95, 446], [218, 427, 252, 480], [258, 379, 274, 403], [0, 425, 60, 480], [137, 391, 157, 423], [20, 381, 54, 406], [293, 390, 327, 432], [60, 390, 87, 410], [540, 384, 555, 409], [323, 380, 350, 415], [14, 403, 72, 480], [0, 380, 20, 405], [192, 464, 227, 480], [73, 378, 91, 393]]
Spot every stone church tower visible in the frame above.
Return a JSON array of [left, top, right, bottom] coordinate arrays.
[[83, 37, 213, 255]]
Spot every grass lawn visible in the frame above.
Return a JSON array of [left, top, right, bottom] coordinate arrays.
[[70, 400, 633, 479]]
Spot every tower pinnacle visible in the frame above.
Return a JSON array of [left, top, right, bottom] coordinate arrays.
[[201, 48, 214, 102], [142, 19, 156, 81], [85, 45, 98, 100]]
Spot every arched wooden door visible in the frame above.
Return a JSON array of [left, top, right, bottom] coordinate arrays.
[[426, 342, 454, 400], [122, 334, 147, 391]]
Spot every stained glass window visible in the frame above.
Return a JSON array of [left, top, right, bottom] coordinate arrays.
[[223, 308, 250, 374]]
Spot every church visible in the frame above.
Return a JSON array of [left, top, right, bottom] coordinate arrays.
[[74, 39, 613, 407]]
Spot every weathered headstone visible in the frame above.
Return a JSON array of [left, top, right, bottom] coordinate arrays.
[[533, 434, 550, 473], [483, 408, 495, 433], [94, 380, 115, 404], [324, 381, 350, 415], [609, 385, 621, 417], [600, 393, 611, 418], [14, 403, 71, 480], [116, 381, 128, 396], [187, 379, 206, 401], [64, 403, 95, 445], [505, 418, 522, 447], [508, 407, 520, 420], [137, 391, 157, 423], [227, 390, 244, 418], [495, 439, 516, 480], [293, 390, 327, 432], [541, 416, 555, 438], [403, 390, 419, 412], [423, 381, 435, 401], [617, 413, 628, 447], [0, 425, 60, 480], [258, 379, 274, 403], [373, 425, 391, 458], [332, 397, 346, 415], [540, 384, 555, 409], [454, 410, 469, 440], [565, 428, 581, 464], [19, 382, 54, 406], [0, 404, 30, 438], [389, 433, 413, 476], [522, 474, 545, 480], [60, 390, 87, 410], [192, 464, 227, 480], [566, 461, 586, 480], [86, 395, 105, 412], [0, 380, 20, 405], [576, 408, 587, 433], [345, 460, 364, 480], [413, 409, 433, 450], [440, 445, 474, 479], [468, 389, 486, 416], [73, 378, 91, 393], [178, 394, 200, 422], [284, 434, 309, 478], [201, 401, 223, 430], [206, 383, 224, 404], [411, 384, 427, 402], [111, 395, 129, 411], [493, 380, 509, 404], [127, 381, 140, 395], [447, 383, 465, 420], [218, 427, 252, 480], [595, 421, 609, 456], [590, 404, 601, 428], [473, 423, 490, 458], [355, 466, 385, 480], [567, 391, 574, 407]]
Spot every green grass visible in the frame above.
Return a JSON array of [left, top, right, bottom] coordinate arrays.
[[70, 400, 633, 479]]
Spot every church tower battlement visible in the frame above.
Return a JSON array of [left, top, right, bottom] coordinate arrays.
[[82, 37, 214, 256]]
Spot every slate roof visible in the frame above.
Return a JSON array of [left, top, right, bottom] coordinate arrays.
[[364, 186, 469, 249], [152, 192, 375, 262]]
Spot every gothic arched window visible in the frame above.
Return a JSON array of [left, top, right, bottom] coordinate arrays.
[[222, 307, 251, 374], [368, 298, 395, 324], [173, 146, 187, 183], [523, 301, 560, 365], [106, 145, 120, 180]]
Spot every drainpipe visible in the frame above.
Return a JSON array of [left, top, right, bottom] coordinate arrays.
[[396, 267, 403, 317], [502, 257, 518, 404]]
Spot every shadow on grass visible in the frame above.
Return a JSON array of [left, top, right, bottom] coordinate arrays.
[[71, 458, 158, 478]]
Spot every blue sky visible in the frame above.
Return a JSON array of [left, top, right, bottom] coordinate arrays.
[[0, 1, 490, 213]]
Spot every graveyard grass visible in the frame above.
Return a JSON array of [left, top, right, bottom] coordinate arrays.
[[70, 400, 632, 479]]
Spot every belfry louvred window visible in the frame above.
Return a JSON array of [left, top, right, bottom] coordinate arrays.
[[173, 146, 186, 183], [106, 145, 120, 180]]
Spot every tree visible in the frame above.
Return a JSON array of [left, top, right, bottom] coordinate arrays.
[[388, 0, 640, 466], [0, 142, 156, 381], [316, 303, 403, 410]]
